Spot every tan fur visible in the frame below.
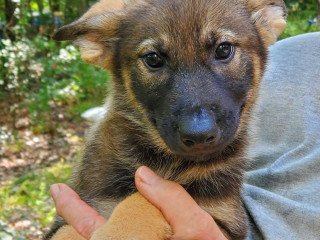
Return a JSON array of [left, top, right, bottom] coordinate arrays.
[[51, 226, 85, 240], [246, 0, 287, 46], [91, 193, 172, 240], [63, 0, 124, 68]]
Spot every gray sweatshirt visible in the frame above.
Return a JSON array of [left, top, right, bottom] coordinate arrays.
[[244, 32, 320, 240]]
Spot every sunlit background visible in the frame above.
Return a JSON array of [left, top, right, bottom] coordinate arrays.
[[0, 0, 319, 239]]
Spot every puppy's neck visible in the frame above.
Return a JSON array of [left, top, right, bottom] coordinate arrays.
[[103, 100, 247, 197]]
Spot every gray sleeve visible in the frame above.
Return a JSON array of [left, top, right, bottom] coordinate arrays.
[[242, 32, 320, 240]]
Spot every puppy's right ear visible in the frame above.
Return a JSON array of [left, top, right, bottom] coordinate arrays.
[[52, 0, 124, 68], [246, 0, 287, 46]]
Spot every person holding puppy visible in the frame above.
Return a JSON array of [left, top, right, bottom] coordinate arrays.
[[50, 31, 320, 240]]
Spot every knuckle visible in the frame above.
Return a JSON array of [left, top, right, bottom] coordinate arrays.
[[75, 217, 96, 238], [195, 212, 215, 230], [175, 211, 214, 240], [166, 181, 186, 197], [192, 214, 216, 239]]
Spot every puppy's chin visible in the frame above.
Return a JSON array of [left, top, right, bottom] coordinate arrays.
[[170, 144, 230, 163]]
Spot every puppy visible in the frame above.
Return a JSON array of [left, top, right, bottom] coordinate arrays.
[[45, 0, 286, 239]]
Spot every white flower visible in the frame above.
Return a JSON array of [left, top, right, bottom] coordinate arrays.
[[1, 39, 11, 47], [7, 84, 14, 89], [29, 63, 44, 77], [56, 81, 81, 97], [53, 45, 79, 63]]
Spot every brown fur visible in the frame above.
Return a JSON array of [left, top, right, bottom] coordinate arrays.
[[46, 0, 286, 239]]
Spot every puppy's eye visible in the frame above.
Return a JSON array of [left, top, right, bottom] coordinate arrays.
[[143, 53, 164, 69], [215, 42, 234, 61]]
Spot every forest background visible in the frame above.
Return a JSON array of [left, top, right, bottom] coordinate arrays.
[[0, 0, 319, 239]]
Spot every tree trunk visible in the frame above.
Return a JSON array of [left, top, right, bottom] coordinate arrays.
[[51, 0, 60, 12], [35, 0, 44, 15], [317, 0, 320, 27], [27, 0, 33, 17], [4, 0, 17, 40]]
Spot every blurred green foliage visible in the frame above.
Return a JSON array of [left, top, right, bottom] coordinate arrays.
[[28, 37, 109, 127], [282, 0, 320, 38], [0, 35, 109, 133]]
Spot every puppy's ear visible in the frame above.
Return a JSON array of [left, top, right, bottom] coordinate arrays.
[[52, 0, 125, 68], [81, 0, 124, 19], [246, 0, 287, 46]]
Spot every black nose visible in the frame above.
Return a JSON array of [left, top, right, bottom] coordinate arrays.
[[178, 110, 219, 148]]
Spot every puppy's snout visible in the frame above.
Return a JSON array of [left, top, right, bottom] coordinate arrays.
[[178, 109, 220, 148]]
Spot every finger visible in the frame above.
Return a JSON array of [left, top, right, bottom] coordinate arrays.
[[51, 183, 106, 239], [135, 166, 227, 240]]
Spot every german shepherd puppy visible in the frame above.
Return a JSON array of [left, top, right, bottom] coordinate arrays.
[[46, 0, 286, 239]]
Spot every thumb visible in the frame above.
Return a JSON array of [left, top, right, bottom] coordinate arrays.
[[51, 183, 106, 239], [135, 166, 226, 240]]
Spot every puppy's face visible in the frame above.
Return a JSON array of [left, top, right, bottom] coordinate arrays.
[[54, 0, 286, 161], [120, 0, 265, 158]]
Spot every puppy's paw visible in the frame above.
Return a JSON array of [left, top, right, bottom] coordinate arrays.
[[91, 193, 172, 240], [51, 225, 85, 240]]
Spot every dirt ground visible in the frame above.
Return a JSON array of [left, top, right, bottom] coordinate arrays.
[[0, 100, 89, 239], [0, 101, 88, 183]]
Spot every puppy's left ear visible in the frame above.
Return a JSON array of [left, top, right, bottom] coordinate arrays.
[[246, 0, 287, 46]]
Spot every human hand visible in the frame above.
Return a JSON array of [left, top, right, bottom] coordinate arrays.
[[50, 183, 106, 239], [50, 166, 227, 240]]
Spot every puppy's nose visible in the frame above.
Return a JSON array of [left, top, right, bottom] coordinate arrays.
[[178, 110, 219, 148]]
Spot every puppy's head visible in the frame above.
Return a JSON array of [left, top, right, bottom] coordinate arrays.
[[54, 0, 286, 161]]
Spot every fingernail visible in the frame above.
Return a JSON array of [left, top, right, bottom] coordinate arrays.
[[136, 166, 160, 185], [50, 184, 61, 200]]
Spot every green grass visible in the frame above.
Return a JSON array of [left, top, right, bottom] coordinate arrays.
[[0, 163, 72, 237]]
